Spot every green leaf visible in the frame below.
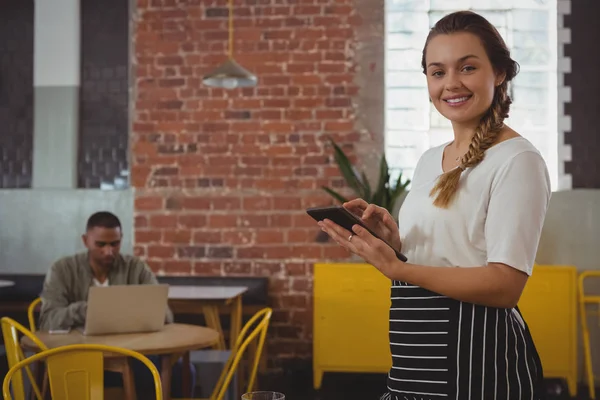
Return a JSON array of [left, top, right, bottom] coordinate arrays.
[[329, 138, 368, 198], [320, 136, 410, 215], [321, 186, 349, 204], [372, 155, 390, 207], [360, 171, 372, 202], [388, 171, 410, 212]]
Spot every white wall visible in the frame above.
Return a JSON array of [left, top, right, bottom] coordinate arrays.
[[0, 189, 134, 274]]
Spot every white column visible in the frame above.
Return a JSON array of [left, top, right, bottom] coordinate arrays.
[[32, 0, 80, 188]]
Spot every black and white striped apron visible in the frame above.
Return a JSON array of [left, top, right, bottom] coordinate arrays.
[[380, 281, 545, 400]]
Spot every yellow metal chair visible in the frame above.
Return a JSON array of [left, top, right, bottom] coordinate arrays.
[[175, 307, 272, 400], [579, 271, 600, 399], [25, 298, 49, 400], [27, 298, 41, 332], [0, 317, 47, 400], [3, 344, 163, 400]]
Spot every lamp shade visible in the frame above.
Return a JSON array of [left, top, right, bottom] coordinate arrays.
[[202, 58, 257, 89]]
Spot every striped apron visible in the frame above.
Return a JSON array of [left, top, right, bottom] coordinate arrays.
[[380, 280, 545, 400]]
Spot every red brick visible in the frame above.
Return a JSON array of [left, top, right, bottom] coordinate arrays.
[[273, 197, 302, 210], [255, 230, 285, 244], [270, 214, 292, 227], [242, 197, 273, 211], [149, 215, 178, 228], [136, 230, 162, 243], [255, 262, 284, 275], [134, 215, 148, 228], [178, 214, 208, 228], [238, 215, 269, 228], [271, 309, 291, 324], [322, 246, 353, 259], [135, 196, 164, 211], [223, 262, 253, 275], [287, 229, 311, 243], [181, 197, 211, 210], [285, 262, 309, 276], [290, 310, 312, 326], [222, 230, 254, 245], [130, 165, 152, 187], [208, 215, 238, 228], [194, 261, 223, 276], [237, 247, 266, 259], [293, 213, 318, 228], [163, 260, 193, 275], [291, 277, 312, 292], [210, 197, 241, 210], [271, 277, 291, 294], [289, 245, 322, 259], [148, 245, 175, 258], [162, 230, 192, 244], [278, 294, 308, 308]]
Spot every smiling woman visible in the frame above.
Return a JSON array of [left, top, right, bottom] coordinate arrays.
[[318, 10, 550, 400]]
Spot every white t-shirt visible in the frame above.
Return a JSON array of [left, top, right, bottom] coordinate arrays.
[[398, 136, 551, 276], [93, 278, 109, 287]]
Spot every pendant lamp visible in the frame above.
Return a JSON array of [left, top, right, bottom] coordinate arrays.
[[203, 0, 257, 89]]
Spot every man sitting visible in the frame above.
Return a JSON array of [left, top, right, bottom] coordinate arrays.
[[39, 211, 195, 397]]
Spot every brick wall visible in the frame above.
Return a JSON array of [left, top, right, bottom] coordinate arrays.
[[78, 0, 130, 188], [564, 0, 600, 188], [132, 0, 370, 365], [0, 0, 34, 188]]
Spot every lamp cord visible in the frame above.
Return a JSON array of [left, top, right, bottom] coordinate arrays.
[[228, 0, 233, 58]]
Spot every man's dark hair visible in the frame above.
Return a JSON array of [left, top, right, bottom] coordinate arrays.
[[86, 211, 122, 231]]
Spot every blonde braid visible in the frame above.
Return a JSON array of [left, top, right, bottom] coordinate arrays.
[[430, 84, 510, 208]]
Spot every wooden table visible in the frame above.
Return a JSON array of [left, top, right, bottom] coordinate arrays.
[[168, 286, 248, 350], [22, 323, 219, 400]]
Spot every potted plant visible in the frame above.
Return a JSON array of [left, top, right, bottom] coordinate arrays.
[[322, 137, 410, 219]]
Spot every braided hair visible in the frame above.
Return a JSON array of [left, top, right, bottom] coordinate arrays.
[[421, 11, 519, 208]]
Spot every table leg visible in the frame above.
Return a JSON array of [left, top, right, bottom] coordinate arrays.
[[30, 360, 46, 400], [121, 359, 137, 400], [161, 355, 173, 400], [230, 295, 243, 349], [203, 305, 226, 350], [230, 295, 244, 397], [106, 358, 137, 400], [182, 351, 191, 397]]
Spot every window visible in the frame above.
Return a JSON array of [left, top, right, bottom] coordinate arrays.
[[384, 0, 558, 190]]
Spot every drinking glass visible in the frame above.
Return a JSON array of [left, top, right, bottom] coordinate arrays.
[[241, 392, 285, 400]]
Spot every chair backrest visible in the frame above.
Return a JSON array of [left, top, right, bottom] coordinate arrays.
[[211, 307, 273, 400], [578, 270, 600, 400], [0, 317, 48, 400], [27, 298, 42, 332], [578, 270, 600, 341], [2, 344, 163, 400]]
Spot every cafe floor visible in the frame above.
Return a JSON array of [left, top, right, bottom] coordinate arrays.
[[259, 372, 586, 400]]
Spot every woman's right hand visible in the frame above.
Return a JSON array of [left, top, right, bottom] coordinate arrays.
[[343, 198, 402, 252]]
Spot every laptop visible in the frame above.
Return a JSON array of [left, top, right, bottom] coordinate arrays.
[[81, 284, 169, 336]]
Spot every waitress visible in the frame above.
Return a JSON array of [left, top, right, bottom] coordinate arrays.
[[317, 10, 549, 400]]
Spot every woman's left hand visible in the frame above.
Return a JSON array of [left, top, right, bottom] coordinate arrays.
[[318, 219, 403, 279]]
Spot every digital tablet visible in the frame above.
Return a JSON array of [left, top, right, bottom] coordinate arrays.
[[306, 205, 408, 262]]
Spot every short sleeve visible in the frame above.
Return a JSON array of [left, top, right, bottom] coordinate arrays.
[[485, 151, 551, 275]]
